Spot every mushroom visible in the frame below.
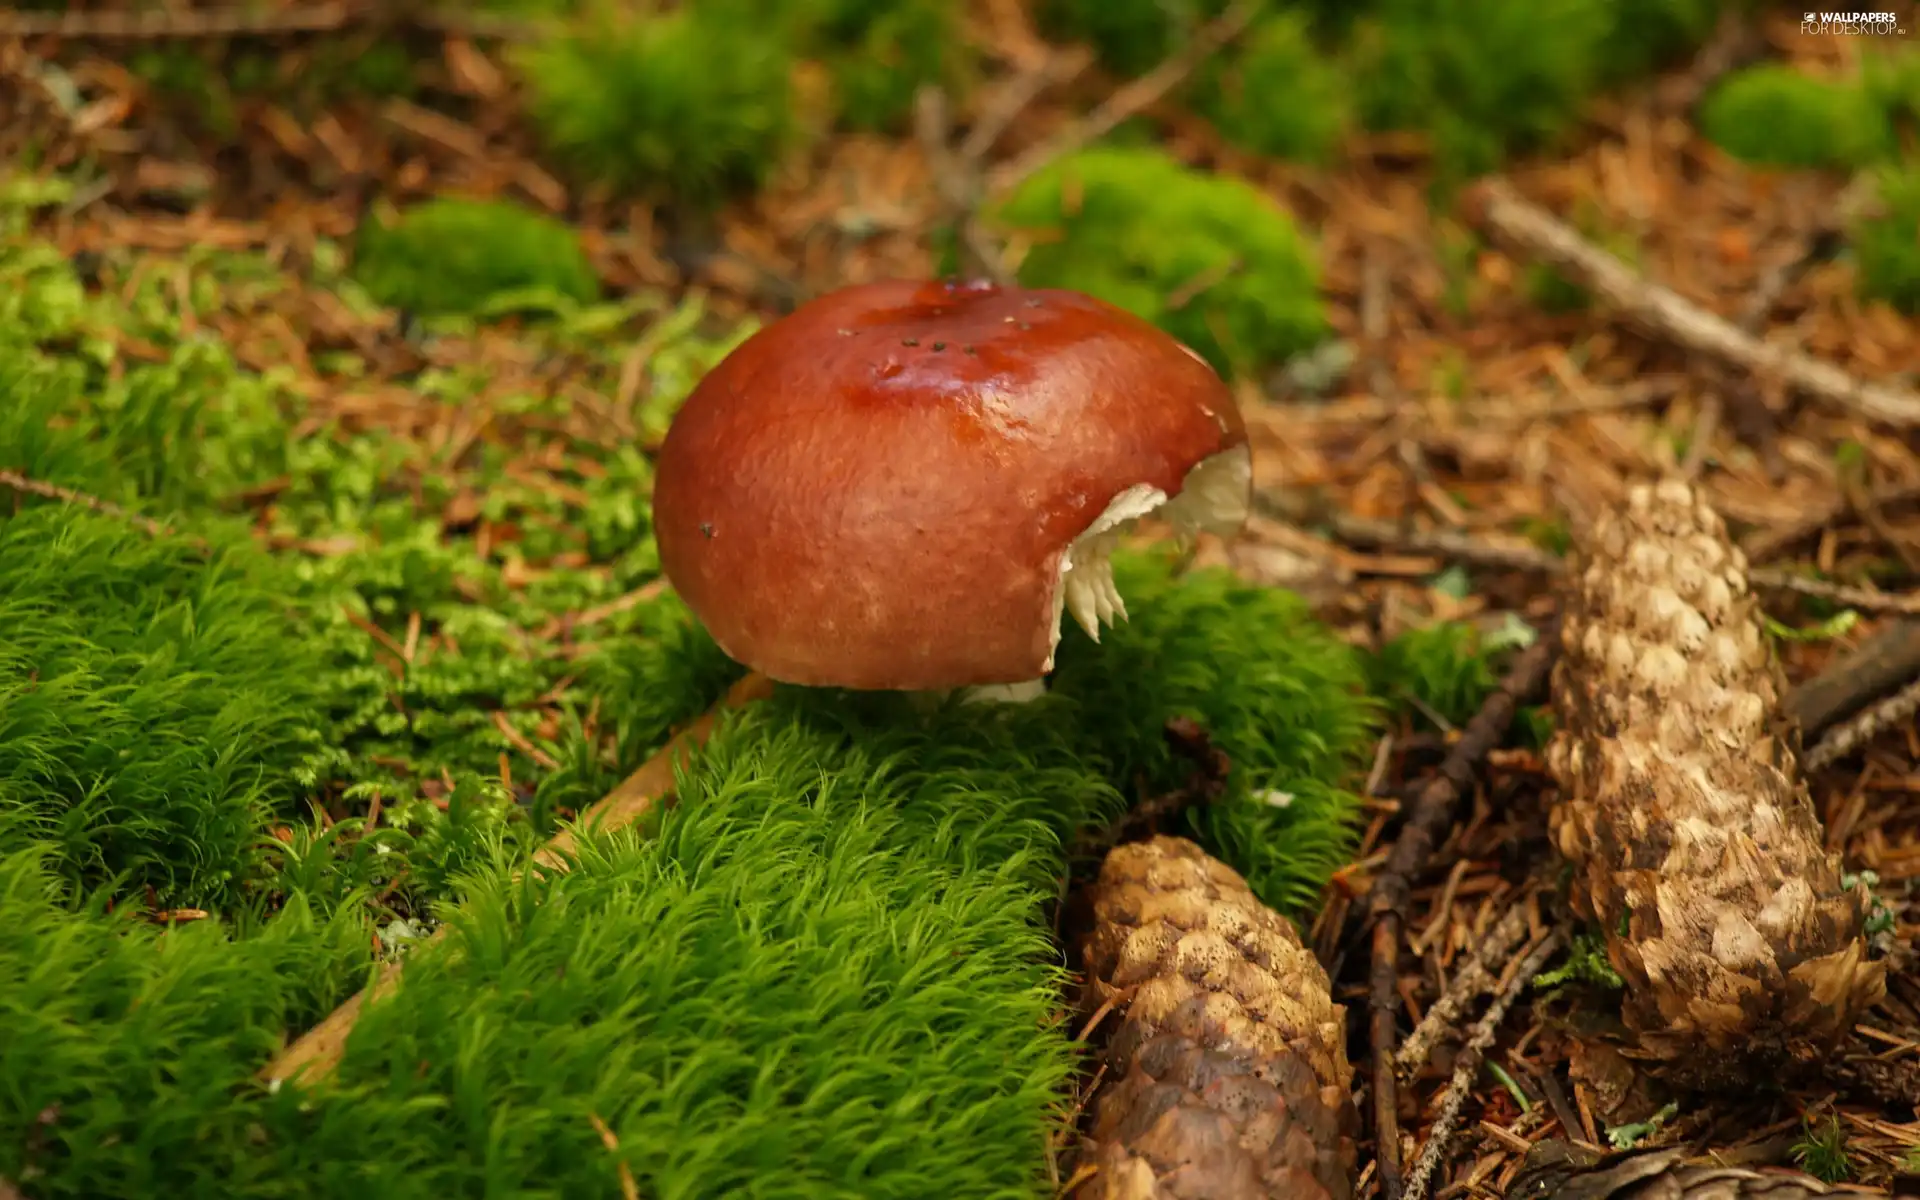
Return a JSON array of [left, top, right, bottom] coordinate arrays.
[[651, 278, 1252, 699]]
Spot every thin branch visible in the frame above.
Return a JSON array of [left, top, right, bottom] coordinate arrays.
[[1363, 628, 1562, 1200], [1743, 480, 1920, 564], [958, 46, 1093, 164], [1400, 930, 1565, 1200], [1747, 568, 1920, 616], [1805, 674, 1920, 773], [0, 1, 536, 39], [1274, 495, 1920, 622], [1462, 178, 1920, 428], [0, 469, 191, 544], [1786, 618, 1920, 741], [1396, 901, 1533, 1078], [260, 672, 774, 1088], [984, 0, 1262, 198]]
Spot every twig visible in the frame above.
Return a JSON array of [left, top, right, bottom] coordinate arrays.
[[1742, 480, 1920, 563], [984, 0, 1262, 197], [1268, 499, 1566, 576], [1396, 901, 1533, 1078], [1363, 628, 1562, 1200], [1786, 618, 1920, 741], [0, 469, 197, 545], [259, 672, 774, 1087], [1805, 674, 1920, 773], [1400, 930, 1565, 1200], [1653, 6, 1767, 117], [1462, 178, 1920, 428], [913, 86, 1014, 284], [1747, 568, 1920, 616], [0, 1, 536, 40], [1271, 494, 1920, 617], [958, 47, 1093, 164]]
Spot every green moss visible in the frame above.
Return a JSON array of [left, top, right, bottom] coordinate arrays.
[[692, 0, 973, 133], [351, 197, 601, 319], [991, 146, 1329, 378], [516, 7, 797, 208], [1197, 11, 1353, 164], [821, 0, 970, 133], [1051, 552, 1378, 915], [0, 509, 334, 911], [1698, 65, 1894, 171], [0, 180, 1377, 1197], [0, 836, 378, 1197], [1034, 0, 1241, 77], [1862, 45, 1920, 132], [1, 549, 1374, 1197], [1593, 0, 1736, 83], [1366, 621, 1500, 732], [1852, 162, 1920, 315], [1352, 0, 1612, 183]]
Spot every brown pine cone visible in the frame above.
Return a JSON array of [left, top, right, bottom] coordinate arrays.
[[1507, 1142, 1857, 1200], [1072, 835, 1357, 1200], [1544, 479, 1885, 1087]]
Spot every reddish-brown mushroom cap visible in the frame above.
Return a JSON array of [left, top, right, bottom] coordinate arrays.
[[651, 278, 1251, 691]]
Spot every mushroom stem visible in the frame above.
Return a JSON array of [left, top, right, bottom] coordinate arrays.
[[907, 678, 1051, 711], [961, 679, 1049, 705]]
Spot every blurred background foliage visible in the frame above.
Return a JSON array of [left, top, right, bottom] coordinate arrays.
[[312, 0, 1920, 387]]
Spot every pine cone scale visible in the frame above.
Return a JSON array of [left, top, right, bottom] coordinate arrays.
[[1073, 836, 1358, 1200], [1545, 480, 1886, 1085]]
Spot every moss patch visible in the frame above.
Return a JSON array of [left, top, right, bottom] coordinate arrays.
[[1197, 11, 1353, 165], [0, 182, 1377, 1195], [1698, 64, 1894, 172], [352, 197, 601, 320], [1853, 163, 1920, 315], [992, 145, 1329, 378], [1352, 0, 1613, 184], [515, 7, 798, 208]]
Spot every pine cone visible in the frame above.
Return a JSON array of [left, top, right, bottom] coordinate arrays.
[[1072, 835, 1357, 1200], [1544, 479, 1885, 1086], [1507, 1142, 1847, 1200]]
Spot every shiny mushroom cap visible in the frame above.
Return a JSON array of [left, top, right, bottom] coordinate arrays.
[[651, 278, 1252, 692]]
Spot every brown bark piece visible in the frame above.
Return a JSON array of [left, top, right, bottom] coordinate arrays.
[[1074, 835, 1358, 1200], [1543, 479, 1886, 1089]]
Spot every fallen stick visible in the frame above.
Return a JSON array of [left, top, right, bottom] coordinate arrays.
[[1399, 930, 1562, 1200], [1394, 901, 1532, 1079], [259, 671, 774, 1087], [1805, 673, 1920, 773], [0, 1, 535, 39], [1786, 618, 1920, 740], [984, 0, 1262, 198], [1362, 628, 1561, 1200], [1460, 178, 1920, 429]]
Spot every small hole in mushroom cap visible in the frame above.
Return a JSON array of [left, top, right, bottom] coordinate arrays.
[[901, 337, 919, 347], [962, 345, 978, 355], [931, 341, 947, 351]]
